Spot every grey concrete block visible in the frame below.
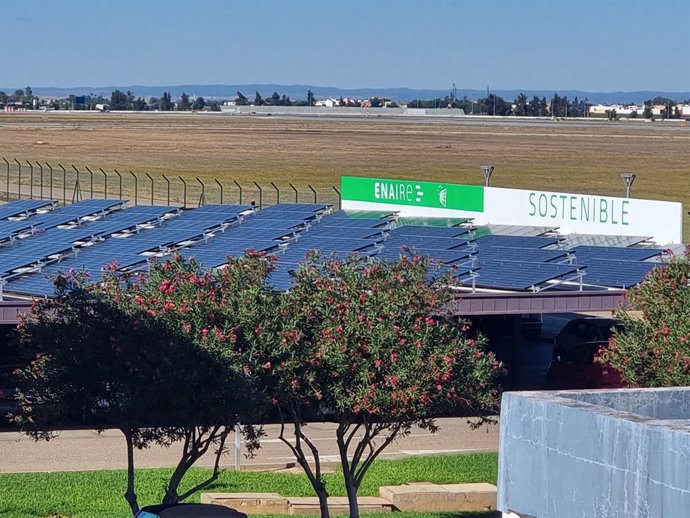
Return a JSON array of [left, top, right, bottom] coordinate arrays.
[[498, 388, 690, 518]]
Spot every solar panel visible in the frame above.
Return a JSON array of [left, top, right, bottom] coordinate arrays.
[[582, 258, 659, 288], [477, 245, 570, 263], [573, 245, 663, 263], [475, 234, 561, 249], [561, 234, 652, 248], [471, 260, 581, 290], [0, 202, 670, 298], [384, 234, 471, 250], [0, 199, 56, 219], [29, 199, 127, 229], [387, 226, 471, 238], [474, 225, 557, 237]]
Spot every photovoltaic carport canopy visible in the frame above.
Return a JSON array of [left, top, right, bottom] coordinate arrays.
[[0, 202, 672, 298]]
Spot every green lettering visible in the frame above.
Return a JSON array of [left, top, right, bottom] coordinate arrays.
[[569, 196, 577, 220], [581, 197, 590, 222], [599, 199, 608, 223], [622, 200, 629, 225]]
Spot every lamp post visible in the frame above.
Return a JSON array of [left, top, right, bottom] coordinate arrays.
[[621, 172, 636, 198], [481, 165, 495, 187]]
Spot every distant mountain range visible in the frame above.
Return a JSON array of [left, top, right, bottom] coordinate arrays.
[[3, 84, 689, 104]]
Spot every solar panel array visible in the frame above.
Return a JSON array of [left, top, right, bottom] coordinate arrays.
[[0, 200, 670, 297]]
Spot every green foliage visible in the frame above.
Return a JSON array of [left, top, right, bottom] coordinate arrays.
[[12, 255, 275, 511], [250, 253, 501, 517], [263, 254, 500, 421], [160, 91, 174, 111], [600, 250, 690, 387], [192, 96, 206, 111], [236, 91, 249, 105], [110, 89, 129, 110], [178, 92, 191, 111]]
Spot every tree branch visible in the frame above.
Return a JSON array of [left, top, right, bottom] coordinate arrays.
[[353, 423, 403, 487], [177, 428, 230, 502]]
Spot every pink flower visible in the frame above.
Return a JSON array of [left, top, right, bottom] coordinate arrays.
[[159, 279, 176, 295], [201, 328, 208, 338]]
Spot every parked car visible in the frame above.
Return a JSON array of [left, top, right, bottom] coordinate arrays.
[[553, 317, 621, 359], [135, 503, 247, 518], [546, 340, 625, 390]]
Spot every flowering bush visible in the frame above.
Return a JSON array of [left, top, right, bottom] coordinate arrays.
[[251, 252, 501, 518], [13, 253, 275, 514], [599, 249, 690, 387]]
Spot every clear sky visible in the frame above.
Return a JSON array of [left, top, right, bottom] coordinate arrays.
[[1, 0, 688, 92]]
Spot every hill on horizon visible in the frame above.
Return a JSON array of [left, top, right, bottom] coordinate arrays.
[[2, 84, 689, 105]]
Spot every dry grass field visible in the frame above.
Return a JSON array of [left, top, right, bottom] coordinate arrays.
[[1, 112, 688, 240]]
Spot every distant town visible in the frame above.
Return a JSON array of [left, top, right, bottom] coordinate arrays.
[[2, 86, 689, 120]]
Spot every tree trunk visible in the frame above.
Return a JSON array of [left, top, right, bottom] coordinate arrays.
[[336, 429, 359, 518], [122, 429, 139, 516], [345, 481, 359, 518], [316, 487, 330, 518], [163, 461, 188, 504]]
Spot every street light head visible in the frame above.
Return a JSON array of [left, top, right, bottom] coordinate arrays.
[[481, 165, 495, 186], [620, 172, 636, 186], [620, 172, 636, 198]]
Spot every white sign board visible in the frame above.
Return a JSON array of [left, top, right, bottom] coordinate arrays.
[[484, 187, 683, 244], [341, 176, 684, 244]]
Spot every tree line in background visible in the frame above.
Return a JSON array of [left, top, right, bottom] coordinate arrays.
[[1, 85, 688, 118]]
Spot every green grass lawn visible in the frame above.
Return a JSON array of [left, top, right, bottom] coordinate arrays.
[[0, 453, 498, 518]]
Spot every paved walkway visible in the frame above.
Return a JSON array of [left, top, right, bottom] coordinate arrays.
[[0, 417, 498, 473]]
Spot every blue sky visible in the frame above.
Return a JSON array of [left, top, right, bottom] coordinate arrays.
[[1, 0, 688, 92]]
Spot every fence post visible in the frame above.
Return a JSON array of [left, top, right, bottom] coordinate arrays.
[[36, 162, 43, 200], [196, 177, 206, 207], [289, 183, 298, 203], [253, 181, 263, 208], [308, 184, 317, 204], [85, 166, 95, 199], [99, 168, 108, 199], [14, 159, 21, 199], [129, 171, 138, 205], [270, 182, 280, 205], [26, 161, 34, 199], [3, 158, 9, 201], [114, 169, 123, 200], [59, 163, 66, 205], [146, 173, 154, 206], [214, 179, 224, 204], [233, 180, 243, 205], [46, 163, 53, 201], [179, 176, 188, 208], [332, 186, 341, 210], [162, 174, 171, 206], [71, 165, 82, 202]]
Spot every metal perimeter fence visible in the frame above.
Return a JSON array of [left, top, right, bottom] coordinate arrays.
[[0, 157, 342, 210]]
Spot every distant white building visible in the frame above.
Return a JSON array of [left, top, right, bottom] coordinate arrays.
[[588, 103, 644, 116]]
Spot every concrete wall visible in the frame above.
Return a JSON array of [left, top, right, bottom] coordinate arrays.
[[498, 388, 690, 518]]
